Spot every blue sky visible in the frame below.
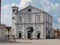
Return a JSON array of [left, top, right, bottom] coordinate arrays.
[[1, 0, 60, 29]]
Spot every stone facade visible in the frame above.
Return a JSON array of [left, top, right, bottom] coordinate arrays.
[[12, 5, 52, 39]]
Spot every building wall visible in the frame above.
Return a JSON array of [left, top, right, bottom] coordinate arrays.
[[52, 30, 60, 38], [12, 13, 47, 39]]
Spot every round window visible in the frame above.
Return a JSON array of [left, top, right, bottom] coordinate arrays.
[[12, 16, 15, 20], [28, 9, 31, 11]]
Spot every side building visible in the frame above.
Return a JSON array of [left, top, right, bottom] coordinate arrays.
[[0, 24, 6, 40], [0, 0, 7, 40]]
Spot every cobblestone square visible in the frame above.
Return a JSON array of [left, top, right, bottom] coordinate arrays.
[[0, 39, 60, 45]]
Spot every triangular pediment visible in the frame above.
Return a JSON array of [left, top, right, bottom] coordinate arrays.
[[18, 5, 45, 13]]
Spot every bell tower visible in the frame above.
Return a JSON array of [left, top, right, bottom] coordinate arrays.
[[11, 5, 18, 38], [12, 6, 18, 15]]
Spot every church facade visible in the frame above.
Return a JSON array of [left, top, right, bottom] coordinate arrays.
[[12, 5, 52, 39]]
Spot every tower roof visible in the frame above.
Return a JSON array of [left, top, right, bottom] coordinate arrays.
[[12, 6, 18, 8], [11, 3, 18, 8]]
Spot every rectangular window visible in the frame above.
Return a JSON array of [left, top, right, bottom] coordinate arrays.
[[28, 15, 31, 23], [19, 16, 22, 23], [47, 15, 48, 21], [36, 15, 40, 23], [23, 15, 28, 23], [37, 15, 40, 22]]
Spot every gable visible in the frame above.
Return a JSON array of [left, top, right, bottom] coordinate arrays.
[[18, 5, 45, 14]]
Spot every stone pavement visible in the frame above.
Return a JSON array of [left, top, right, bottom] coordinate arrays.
[[0, 39, 60, 45]]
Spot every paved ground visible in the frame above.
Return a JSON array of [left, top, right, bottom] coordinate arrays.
[[0, 39, 60, 45]]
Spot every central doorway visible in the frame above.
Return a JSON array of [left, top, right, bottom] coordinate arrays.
[[27, 27, 34, 39], [28, 32, 31, 38]]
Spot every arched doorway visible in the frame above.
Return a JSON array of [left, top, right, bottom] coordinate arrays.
[[26, 27, 34, 39]]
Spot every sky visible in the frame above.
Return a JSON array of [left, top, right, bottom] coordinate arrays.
[[1, 0, 60, 29]]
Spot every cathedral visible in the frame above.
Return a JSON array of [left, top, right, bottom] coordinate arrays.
[[12, 5, 52, 39]]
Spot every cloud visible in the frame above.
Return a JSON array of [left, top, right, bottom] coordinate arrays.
[[1, 0, 60, 28], [53, 23, 60, 29], [1, 0, 32, 15], [1, 3, 17, 26], [55, 3, 59, 7], [1, 15, 12, 26], [1, 3, 18, 15], [57, 18, 60, 23], [1, 5, 11, 15], [1, 0, 33, 26], [1, 3, 18, 9], [38, 0, 60, 12], [55, 3, 59, 8], [1, 5, 10, 10], [1, 3, 18, 10], [19, 0, 32, 9], [2, 0, 59, 12]]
